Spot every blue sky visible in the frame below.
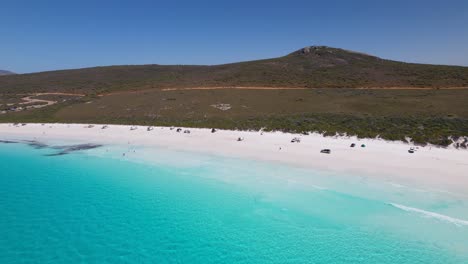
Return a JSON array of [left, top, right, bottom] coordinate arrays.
[[1, 0, 467, 73]]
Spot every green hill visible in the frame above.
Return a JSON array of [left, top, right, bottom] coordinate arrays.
[[1, 46, 467, 95]]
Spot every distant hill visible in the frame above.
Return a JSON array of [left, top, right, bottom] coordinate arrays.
[[1, 46, 467, 94], [0, 70, 15, 76]]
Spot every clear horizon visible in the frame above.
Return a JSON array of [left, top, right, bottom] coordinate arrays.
[[1, 0, 468, 73]]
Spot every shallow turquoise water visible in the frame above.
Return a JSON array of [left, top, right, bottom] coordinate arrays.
[[1, 142, 468, 263]]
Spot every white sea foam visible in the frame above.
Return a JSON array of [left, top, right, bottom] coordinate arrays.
[[388, 182, 405, 188], [310, 185, 327, 190], [389, 203, 468, 227]]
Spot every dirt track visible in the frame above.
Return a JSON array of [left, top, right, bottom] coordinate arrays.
[[98, 86, 468, 96], [19, 93, 85, 110]]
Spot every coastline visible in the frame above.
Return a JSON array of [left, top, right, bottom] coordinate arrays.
[[1, 123, 467, 196]]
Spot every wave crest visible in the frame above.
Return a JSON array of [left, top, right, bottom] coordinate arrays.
[[389, 203, 468, 227]]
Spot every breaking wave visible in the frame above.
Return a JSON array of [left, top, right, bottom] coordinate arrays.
[[389, 203, 468, 227]]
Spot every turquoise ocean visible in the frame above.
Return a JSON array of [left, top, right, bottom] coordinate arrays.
[[1, 141, 468, 263]]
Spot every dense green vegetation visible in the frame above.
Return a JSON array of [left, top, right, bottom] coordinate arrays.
[[1, 46, 467, 95], [1, 109, 467, 147], [1, 89, 467, 147]]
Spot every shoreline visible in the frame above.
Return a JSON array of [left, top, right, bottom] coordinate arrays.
[[1, 123, 468, 196]]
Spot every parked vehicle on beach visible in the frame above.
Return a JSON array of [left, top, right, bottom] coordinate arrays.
[[320, 149, 331, 154], [291, 137, 301, 143]]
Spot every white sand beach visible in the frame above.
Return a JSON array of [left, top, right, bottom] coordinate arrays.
[[1, 123, 467, 195]]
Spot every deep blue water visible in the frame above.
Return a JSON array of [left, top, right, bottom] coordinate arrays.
[[1, 142, 468, 263]]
